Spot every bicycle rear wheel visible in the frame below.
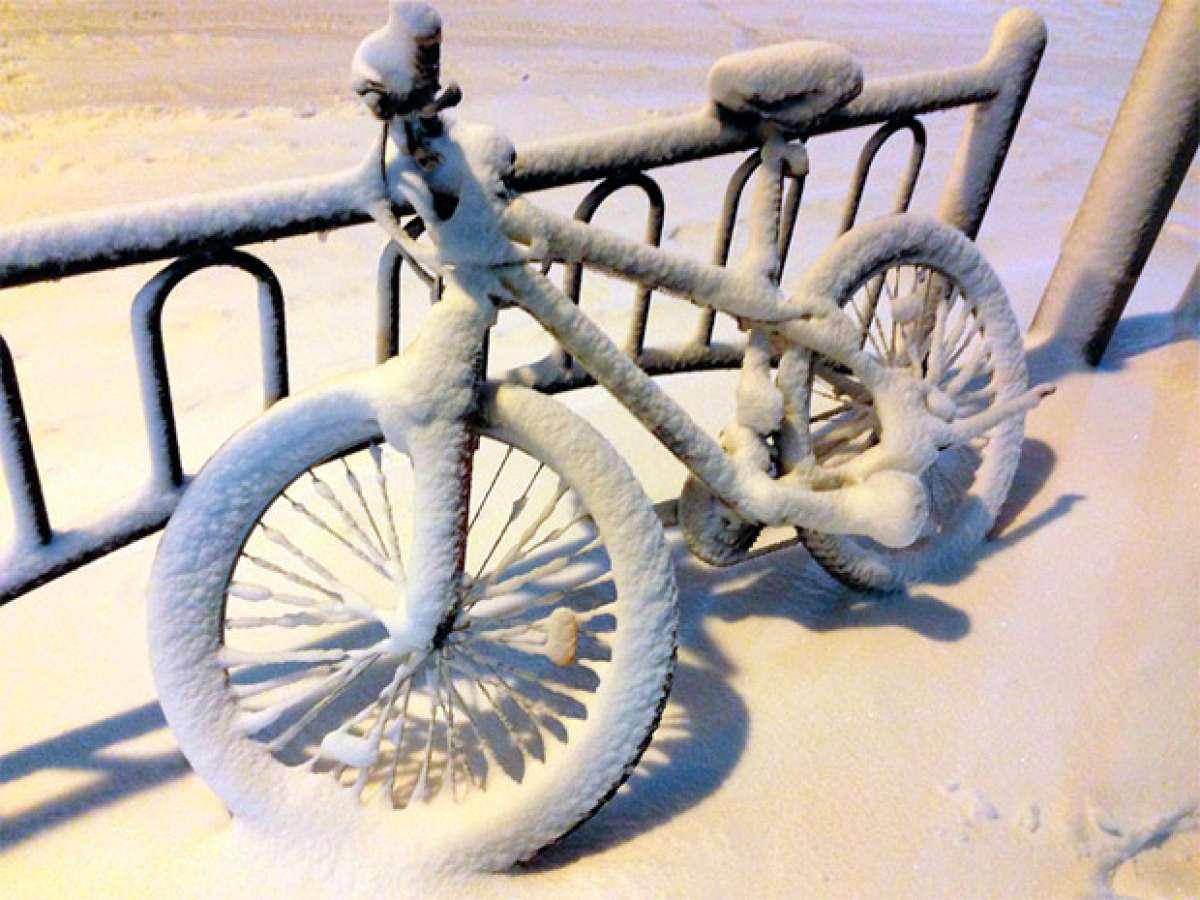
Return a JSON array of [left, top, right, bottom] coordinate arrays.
[[148, 381, 677, 871], [795, 216, 1028, 591]]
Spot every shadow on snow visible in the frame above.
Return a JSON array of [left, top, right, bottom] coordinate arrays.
[[2, 432, 1072, 859]]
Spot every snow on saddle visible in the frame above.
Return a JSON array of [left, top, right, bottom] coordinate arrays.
[[707, 41, 863, 129]]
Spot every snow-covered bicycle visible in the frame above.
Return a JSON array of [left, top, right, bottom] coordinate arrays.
[[147, 1, 1051, 872]]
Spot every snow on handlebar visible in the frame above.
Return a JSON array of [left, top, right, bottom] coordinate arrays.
[[352, 1, 445, 119]]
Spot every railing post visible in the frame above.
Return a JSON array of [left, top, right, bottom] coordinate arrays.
[[376, 243, 404, 363], [131, 251, 289, 490], [131, 269, 187, 489], [0, 336, 52, 547], [1030, 0, 1200, 365], [936, 8, 1046, 238]]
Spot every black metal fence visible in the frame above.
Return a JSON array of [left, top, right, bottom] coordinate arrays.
[[0, 10, 1047, 603]]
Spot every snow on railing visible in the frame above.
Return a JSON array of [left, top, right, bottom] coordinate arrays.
[[1031, 0, 1199, 364], [0, 9, 1045, 604]]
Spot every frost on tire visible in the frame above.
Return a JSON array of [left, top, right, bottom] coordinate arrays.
[[148, 385, 677, 871], [795, 218, 1033, 590]]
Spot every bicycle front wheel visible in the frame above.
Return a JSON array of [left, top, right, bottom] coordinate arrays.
[[148, 380, 677, 871]]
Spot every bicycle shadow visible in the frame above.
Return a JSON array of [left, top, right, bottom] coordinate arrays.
[[1, 437, 1076, 861], [524, 537, 968, 871], [920, 437, 1083, 588], [527, 434, 1074, 869]]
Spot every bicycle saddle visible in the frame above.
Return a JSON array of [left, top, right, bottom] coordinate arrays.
[[707, 41, 863, 129]]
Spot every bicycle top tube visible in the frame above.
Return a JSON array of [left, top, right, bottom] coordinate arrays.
[[362, 93, 824, 327]]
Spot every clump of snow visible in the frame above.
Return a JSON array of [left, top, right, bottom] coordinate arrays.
[[352, 1, 443, 100], [706, 40, 863, 127]]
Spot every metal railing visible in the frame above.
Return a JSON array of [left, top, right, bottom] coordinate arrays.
[[0, 9, 1046, 603]]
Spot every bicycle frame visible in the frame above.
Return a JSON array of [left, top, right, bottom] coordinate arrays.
[[364, 120, 942, 554]]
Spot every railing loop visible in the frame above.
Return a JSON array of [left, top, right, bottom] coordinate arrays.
[[131, 249, 288, 489], [696, 146, 807, 346], [557, 173, 666, 367], [838, 116, 927, 235], [375, 219, 443, 365]]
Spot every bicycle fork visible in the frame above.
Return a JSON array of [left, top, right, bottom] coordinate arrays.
[[362, 268, 498, 654]]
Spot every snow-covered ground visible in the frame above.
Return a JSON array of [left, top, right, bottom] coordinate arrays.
[[1, 1, 1197, 897]]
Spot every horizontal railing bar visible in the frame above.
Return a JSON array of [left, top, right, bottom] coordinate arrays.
[[0, 171, 376, 290], [515, 63, 998, 191], [0, 55, 1011, 291], [0, 488, 182, 605]]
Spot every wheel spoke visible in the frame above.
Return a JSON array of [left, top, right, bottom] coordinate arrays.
[[468, 445, 514, 536], [383, 677, 416, 806], [442, 667, 499, 789], [307, 468, 388, 568], [227, 581, 343, 613], [940, 304, 980, 376], [809, 401, 855, 424], [437, 657, 465, 801], [254, 522, 368, 604], [341, 458, 390, 566], [851, 281, 889, 359], [464, 664, 541, 765], [813, 412, 875, 459], [237, 651, 378, 741], [467, 571, 609, 624], [410, 665, 442, 803], [241, 550, 345, 603], [449, 649, 548, 759], [454, 643, 590, 718], [219, 646, 350, 667], [226, 610, 358, 629], [325, 654, 422, 795], [369, 443, 407, 581], [230, 664, 340, 700], [925, 288, 952, 383], [282, 489, 390, 579], [473, 462, 545, 579], [944, 332, 991, 396], [476, 535, 603, 602], [470, 479, 571, 594]]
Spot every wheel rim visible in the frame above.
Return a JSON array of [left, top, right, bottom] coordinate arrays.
[[810, 260, 1013, 550], [220, 430, 620, 810]]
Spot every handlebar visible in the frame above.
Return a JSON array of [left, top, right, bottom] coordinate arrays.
[[351, 1, 445, 118]]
